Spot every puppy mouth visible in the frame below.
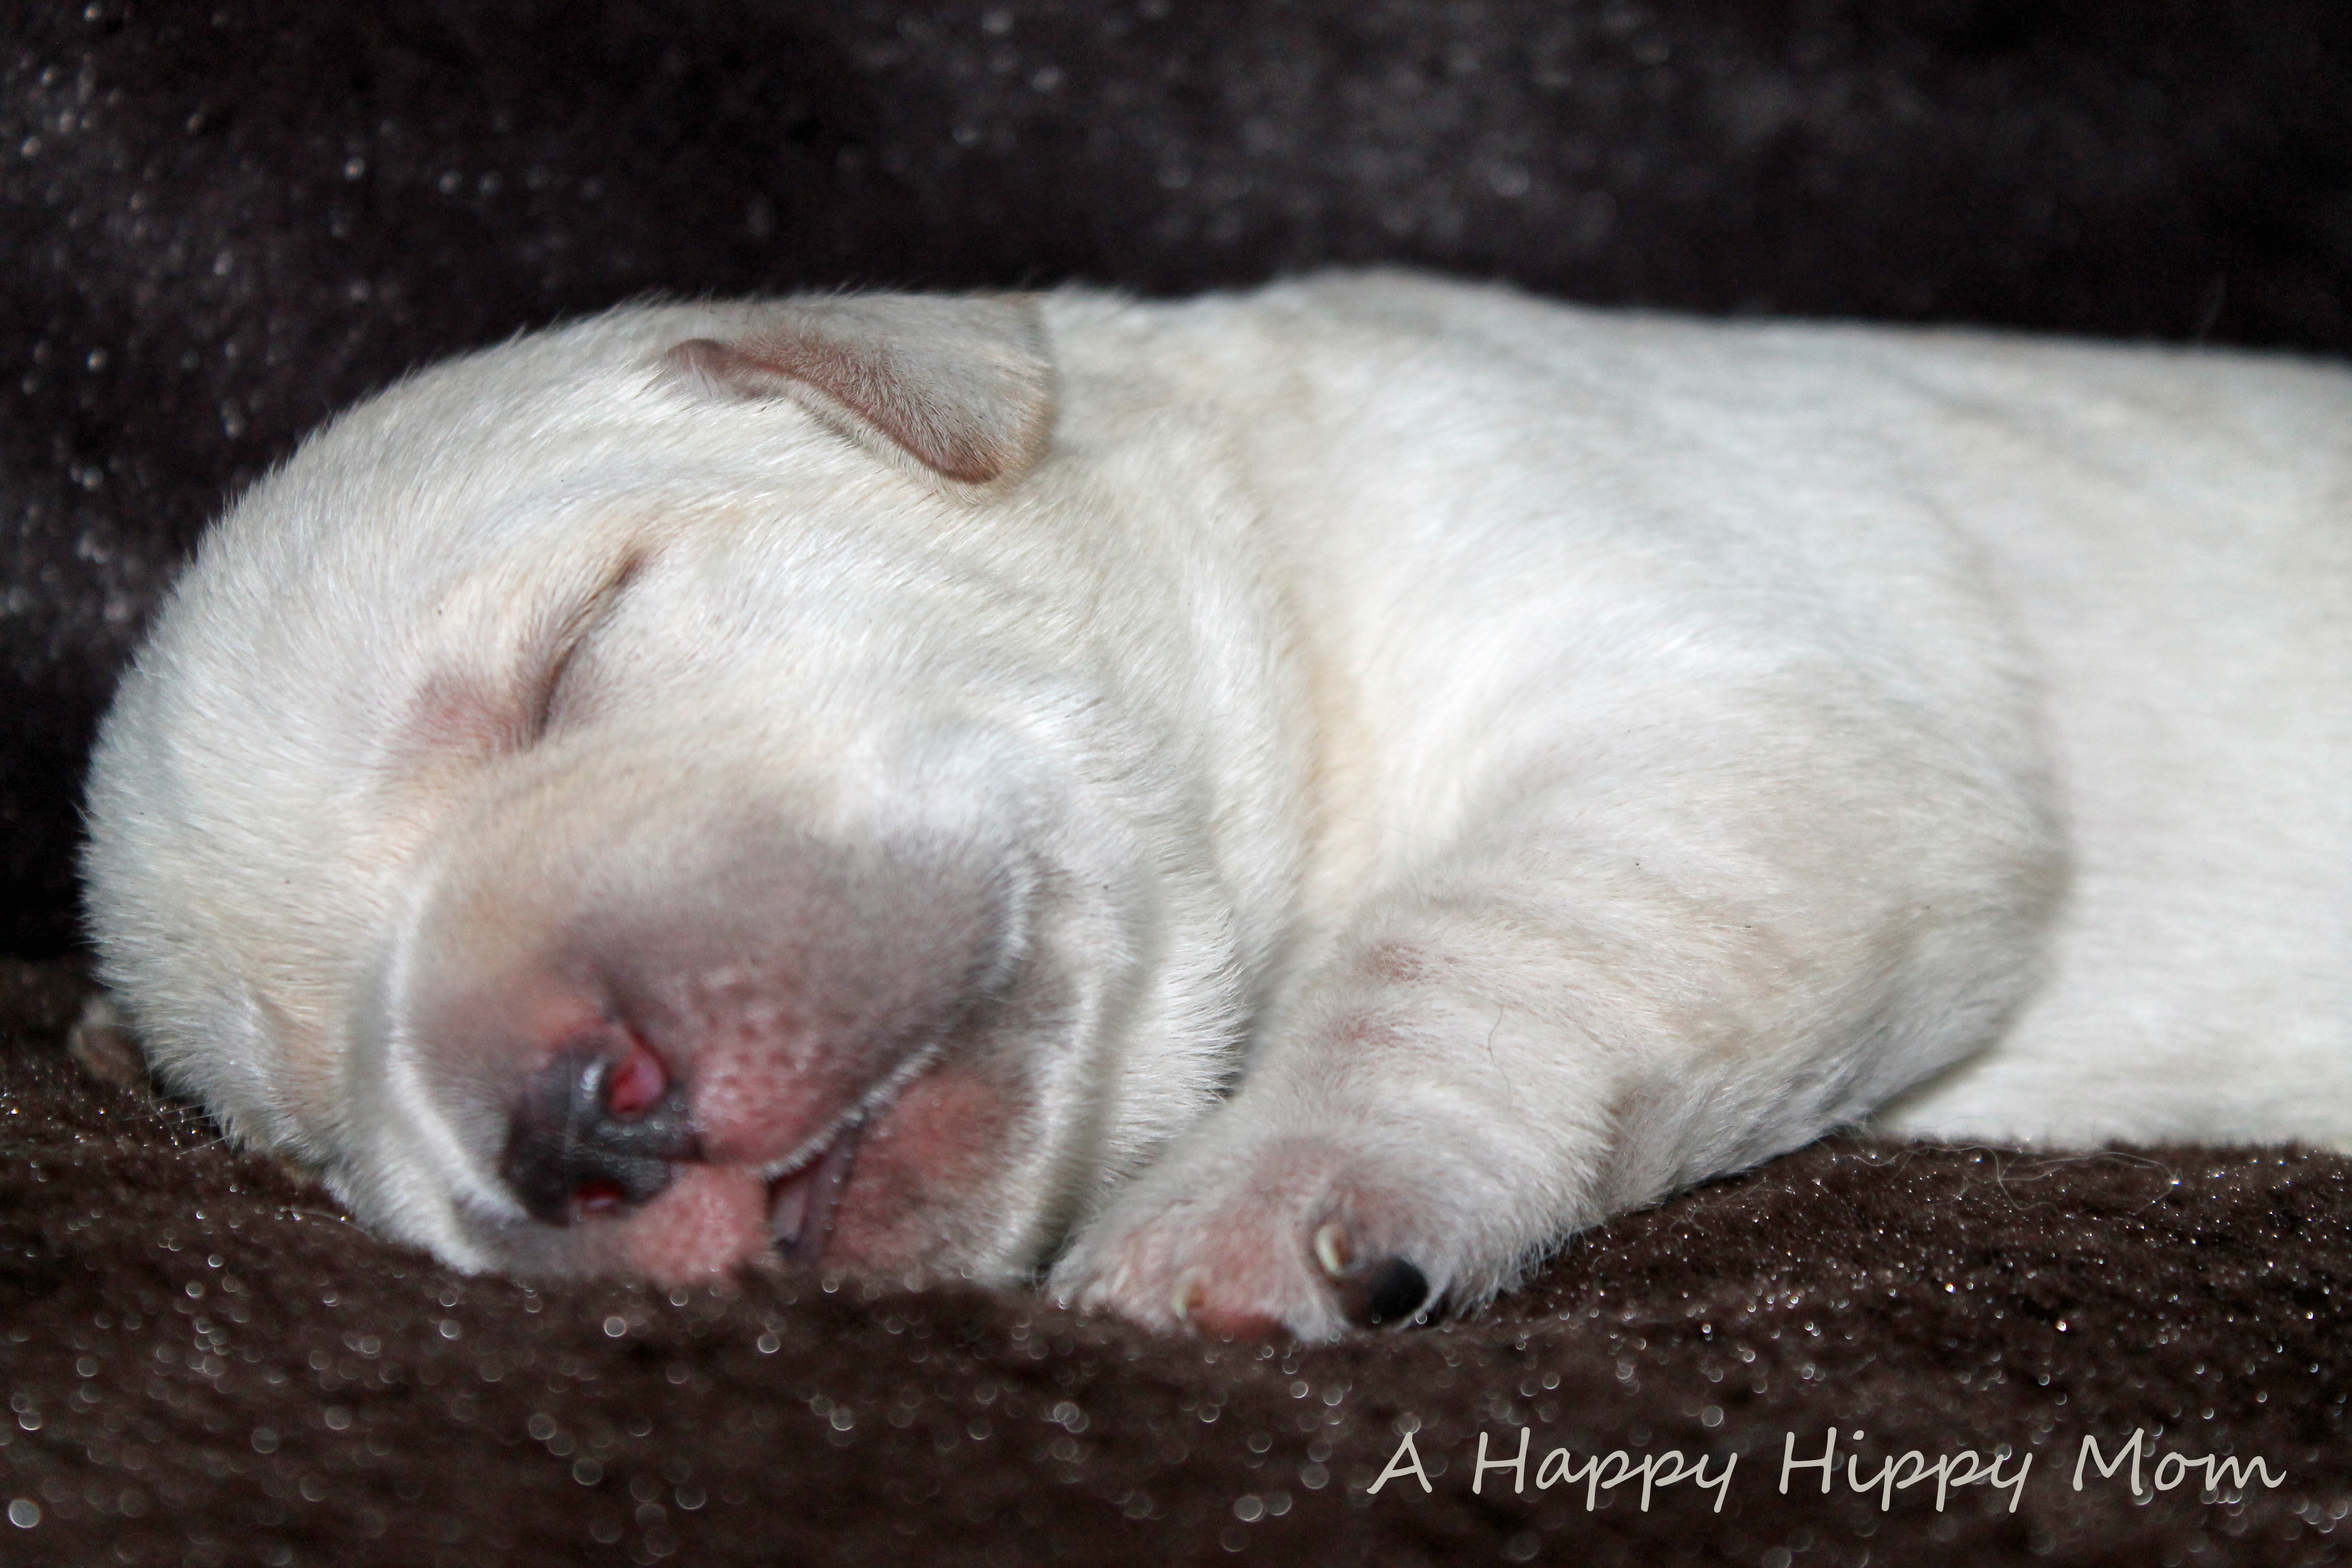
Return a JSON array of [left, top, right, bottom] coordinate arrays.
[[766, 1117, 864, 1263], [757, 1039, 958, 1263]]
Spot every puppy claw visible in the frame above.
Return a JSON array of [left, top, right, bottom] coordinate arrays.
[[1310, 1216, 1430, 1327], [1163, 1265, 1283, 1340], [1169, 1265, 1211, 1325], [1332, 1256, 1431, 1329], [1312, 1221, 1352, 1279]]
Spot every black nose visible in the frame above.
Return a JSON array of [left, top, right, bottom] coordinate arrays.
[[500, 1042, 698, 1223]]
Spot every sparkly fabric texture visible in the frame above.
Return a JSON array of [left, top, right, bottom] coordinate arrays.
[[3, 957, 2347, 1566]]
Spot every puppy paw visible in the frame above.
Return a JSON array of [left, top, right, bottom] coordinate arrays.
[[67, 994, 152, 1097], [1049, 1135, 1444, 1341]]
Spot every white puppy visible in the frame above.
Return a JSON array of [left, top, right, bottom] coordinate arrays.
[[81, 273, 2349, 1338]]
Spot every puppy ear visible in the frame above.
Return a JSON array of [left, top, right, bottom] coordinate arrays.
[[666, 295, 1055, 486]]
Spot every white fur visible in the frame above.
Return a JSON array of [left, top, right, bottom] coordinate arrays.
[[81, 273, 2350, 1337]]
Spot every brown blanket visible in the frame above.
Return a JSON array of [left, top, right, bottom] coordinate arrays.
[[3, 957, 2345, 1565], [4, 6, 2350, 1563]]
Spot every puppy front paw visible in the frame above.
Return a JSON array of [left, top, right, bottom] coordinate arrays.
[[1049, 1135, 1444, 1341]]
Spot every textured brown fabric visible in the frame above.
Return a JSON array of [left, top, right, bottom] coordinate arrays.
[[3, 958, 2346, 1567]]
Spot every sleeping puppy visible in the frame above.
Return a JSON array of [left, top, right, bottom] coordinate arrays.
[[81, 273, 2350, 1338]]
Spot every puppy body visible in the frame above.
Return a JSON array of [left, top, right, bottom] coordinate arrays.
[[82, 273, 2349, 1336]]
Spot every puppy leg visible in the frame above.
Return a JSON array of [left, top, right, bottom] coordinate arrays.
[[1055, 772, 2048, 1340], [1054, 954, 1612, 1341]]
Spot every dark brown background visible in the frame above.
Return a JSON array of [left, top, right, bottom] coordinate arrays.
[[2, 3, 2348, 1564]]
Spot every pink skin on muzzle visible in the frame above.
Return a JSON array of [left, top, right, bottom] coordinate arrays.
[[404, 827, 1026, 1282], [597, 1055, 1027, 1282]]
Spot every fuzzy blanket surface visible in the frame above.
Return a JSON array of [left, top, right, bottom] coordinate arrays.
[[3, 4, 2350, 1564], [4, 957, 2348, 1566]]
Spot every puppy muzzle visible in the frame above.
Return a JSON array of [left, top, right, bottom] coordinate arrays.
[[388, 794, 1030, 1277]]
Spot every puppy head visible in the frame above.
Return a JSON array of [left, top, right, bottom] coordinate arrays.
[[83, 291, 1226, 1284]]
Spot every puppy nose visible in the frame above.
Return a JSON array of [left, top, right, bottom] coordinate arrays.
[[500, 1039, 699, 1223]]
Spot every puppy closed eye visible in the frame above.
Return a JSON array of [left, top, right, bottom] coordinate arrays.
[[392, 552, 647, 770], [516, 549, 654, 744]]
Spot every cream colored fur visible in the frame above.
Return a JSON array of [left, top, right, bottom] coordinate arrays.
[[81, 273, 2350, 1338]]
